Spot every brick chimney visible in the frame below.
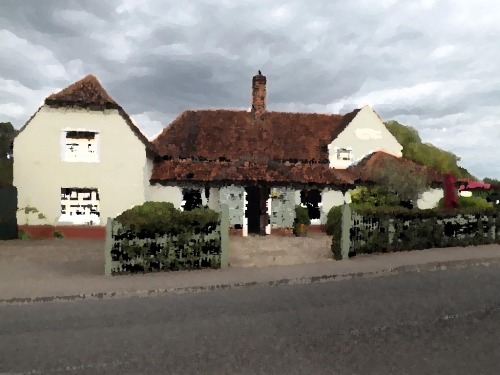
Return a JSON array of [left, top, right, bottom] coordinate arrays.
[[252, 71, 266, 119]]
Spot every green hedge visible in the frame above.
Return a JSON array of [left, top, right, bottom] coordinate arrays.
[[110, 202, 222, 274], [348, 205, 500, 256], [437, 196, 493, 209], [115, 201, 219, 235]]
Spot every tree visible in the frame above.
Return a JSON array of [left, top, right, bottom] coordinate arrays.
[[385, 120, 421, 145], [370, 158, 429, 205], [384, 120, 475, 179], [0, 122, 16, 158], [0, 122, 16, 187]]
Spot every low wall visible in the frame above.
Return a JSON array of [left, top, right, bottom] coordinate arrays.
[[18, 225, 106, 239]]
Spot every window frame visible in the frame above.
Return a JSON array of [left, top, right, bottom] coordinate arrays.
[[61, 130, 100, 163]]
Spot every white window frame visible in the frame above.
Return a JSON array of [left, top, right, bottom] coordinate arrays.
[[59, 187, 100, 225], [61, 130, 100, 163], [336, 147, 353, 161]]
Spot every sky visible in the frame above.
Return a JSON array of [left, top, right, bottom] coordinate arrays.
[[1, 0, 499, 179]]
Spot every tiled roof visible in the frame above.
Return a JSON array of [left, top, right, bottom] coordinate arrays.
[[45, 75, 119, 110], [150, 158, 355, 187], [347, 151, 444, 185], [152, 108, 360, 163]]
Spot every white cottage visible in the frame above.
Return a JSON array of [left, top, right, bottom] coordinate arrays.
[[149, 72, 416, 236]]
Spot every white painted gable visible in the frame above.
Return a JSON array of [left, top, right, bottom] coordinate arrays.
[[327, 106, 403, 169]]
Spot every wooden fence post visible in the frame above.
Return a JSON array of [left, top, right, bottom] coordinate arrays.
[[104, 217, 113, 276], [220, 203, 229, 268], [340, 203, 352, 260]]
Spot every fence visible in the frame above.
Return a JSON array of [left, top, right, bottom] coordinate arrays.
[[104, 203, 229, 275], [334, 204, 500, 260], [0, 186, 17, 240]]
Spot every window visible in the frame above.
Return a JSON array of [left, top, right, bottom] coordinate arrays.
[[181, 188, 203, 211], [62, 131, 99, 162], [60, 188, 100, 225], [336, 148, 353, 161]]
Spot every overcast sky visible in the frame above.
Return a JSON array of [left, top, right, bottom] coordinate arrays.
[[1, 0, 498, 179]]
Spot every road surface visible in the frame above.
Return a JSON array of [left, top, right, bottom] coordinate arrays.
[[1, 264, 499, 374]]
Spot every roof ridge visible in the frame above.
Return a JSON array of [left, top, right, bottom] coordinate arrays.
[[45, 74, 119, 110]]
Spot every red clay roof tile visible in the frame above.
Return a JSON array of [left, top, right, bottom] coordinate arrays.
[[150, 158, 355, 187], [153, 108, 361, 162]]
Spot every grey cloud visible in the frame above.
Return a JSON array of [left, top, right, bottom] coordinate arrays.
[[1, 0, 500, 178]]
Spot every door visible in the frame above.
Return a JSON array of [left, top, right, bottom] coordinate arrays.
[[245, 186, 261, 234]]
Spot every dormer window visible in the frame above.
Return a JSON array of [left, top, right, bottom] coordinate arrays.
[[336, 148, 353, 161]]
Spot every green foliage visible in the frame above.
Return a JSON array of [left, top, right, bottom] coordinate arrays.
[[115, 201, 220, 235], [384, 120, 475, 179], [350, 186, 400, 207], [346, 204, 500, 257], [110, 204, 223, 275], [351, 155, 429, 205], [326, 205, 342, 236], [54, 230, 64, 239], [471, 189, 490, 199], [385, 120, 421, 145], [437, 196, 493, 209], [18, 229, 30, 240], [294, 205, 311, 226]]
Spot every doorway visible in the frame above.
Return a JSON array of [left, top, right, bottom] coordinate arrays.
[[245, 186, 270, 235], [300, 189, 322, 222]]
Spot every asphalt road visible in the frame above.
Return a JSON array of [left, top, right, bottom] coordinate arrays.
[[1, 264, 500, 375]]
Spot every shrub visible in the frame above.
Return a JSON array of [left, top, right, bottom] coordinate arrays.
[[437, 196, 493, 210], [350, 186, 399, 207], [294, 205, 311, 226], [18, 229, 30, 240], [115, 201, 219, 235], [326, 205, 342, 236]]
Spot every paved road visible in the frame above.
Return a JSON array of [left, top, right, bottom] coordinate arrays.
[[1, 264, 499, 375]]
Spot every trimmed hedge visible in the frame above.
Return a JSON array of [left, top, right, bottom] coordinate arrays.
[[348, 205, 500, 256], [115, 201, 220, 236], [110, 202, 222, 274]]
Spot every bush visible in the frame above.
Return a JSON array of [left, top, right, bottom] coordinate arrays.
[[437, 196, 493, 209], [326, 205, 342, 236], [294, 205, 311, 226], [115, 201, 220, 235], [350, 186, 399, 207]]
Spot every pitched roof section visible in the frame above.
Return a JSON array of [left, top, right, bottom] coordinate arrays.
[[32, 75, 156, 155], [348, 151, 444, 185], [150, 158, 355, 187], [45, 74, 119, 110], [153, 108, 361, 163]]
